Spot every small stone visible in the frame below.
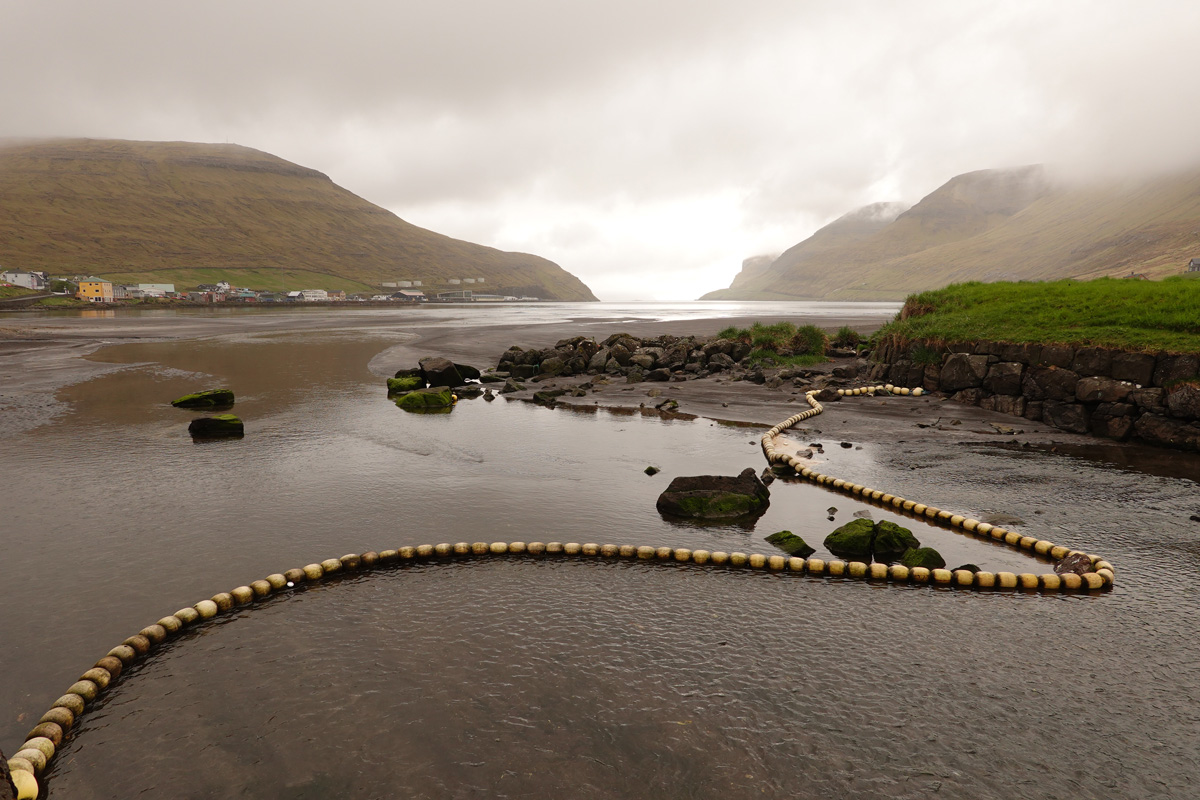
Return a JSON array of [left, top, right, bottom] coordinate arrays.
[[1054, 552, 1093, 575], [644, 466, 660, 475]]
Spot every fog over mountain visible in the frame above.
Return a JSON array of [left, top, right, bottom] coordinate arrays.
[[2, 1, 1198, 300]]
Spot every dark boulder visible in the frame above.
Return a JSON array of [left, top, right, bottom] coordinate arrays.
[[1166, 382, 1200, 420], [1110, 351, 1156, 385], [765, 531, 816, 558], [1075, 376, 1131, 404], [609, 343, 633, 366], [500, 378, 525, 394], [511, 364, 538, 379], [872, 520, 921, 562], [707, 353, 735, 370], [1134, 414, 1200, 450], [939, 354, 990, 392], [1022, 366, 1080, 401], [171, 388, 235, 408], [1043, 400, 1091, 434], [656, 467, 771, 519], [645, 368, 672, 382], [1071, 347, 1113, 377], [1153, 354, 1200, 386], [824, 518, 875, 560], [419, 356, 465, 387], [587, 348, 610, 372], [454, 363, 482, 381], [540, 356, 566, 376], [188, 414, 244, 439], [982, 362, 1024, 395], [900, 547, 945, 569]]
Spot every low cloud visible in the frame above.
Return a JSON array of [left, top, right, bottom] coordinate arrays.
[[3, 0, 1198, 299]]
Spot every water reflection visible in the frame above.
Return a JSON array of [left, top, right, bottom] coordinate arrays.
[[3, 323, 1199, 800]]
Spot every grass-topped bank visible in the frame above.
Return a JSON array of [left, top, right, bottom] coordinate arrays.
[[716, 321, 835, 367], [878, 277, 1200, 353]]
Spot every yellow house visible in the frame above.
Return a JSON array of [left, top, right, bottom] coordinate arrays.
[[77, 277, 114, 303]]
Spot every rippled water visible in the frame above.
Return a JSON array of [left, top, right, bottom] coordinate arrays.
[[3, 319, 1199, 799]]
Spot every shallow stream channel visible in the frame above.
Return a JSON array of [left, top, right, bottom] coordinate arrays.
[[3, 325, 1199, 799]]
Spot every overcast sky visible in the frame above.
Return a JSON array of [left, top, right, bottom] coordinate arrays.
[[3, 1, 1199, 300]]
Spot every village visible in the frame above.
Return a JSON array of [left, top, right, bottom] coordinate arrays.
[[0, 270, 544, 304]]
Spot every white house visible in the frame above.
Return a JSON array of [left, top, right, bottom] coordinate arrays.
[[0, 270, 49, 291], [300, 289, 328, 302]]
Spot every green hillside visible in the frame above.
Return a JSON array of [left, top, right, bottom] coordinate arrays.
[[0, 138, 598, 300], [703, 165, 1200, 301]]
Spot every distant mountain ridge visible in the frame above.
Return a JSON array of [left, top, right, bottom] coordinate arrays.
[[703, 164, 1200, 300], [0, 138, 598, 300]]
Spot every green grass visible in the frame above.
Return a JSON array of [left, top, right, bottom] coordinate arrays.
[[877, 277, 1200, 353], [719, 321, 830, 366], [0, 285, 39, 300], [831, 326, 862, 348]]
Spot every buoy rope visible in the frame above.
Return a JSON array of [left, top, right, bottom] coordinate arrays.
[[6, 385, 1117, 798], [759, 384, 1116, 593]]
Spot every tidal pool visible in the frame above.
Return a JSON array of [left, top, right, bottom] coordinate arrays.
[[2, 326, 1198, 799]]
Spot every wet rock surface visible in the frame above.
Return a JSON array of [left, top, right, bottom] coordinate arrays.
[[656, 467, 771, 519]]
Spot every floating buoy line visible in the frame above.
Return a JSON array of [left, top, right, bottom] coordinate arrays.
[[5, 383, 1115, 798]]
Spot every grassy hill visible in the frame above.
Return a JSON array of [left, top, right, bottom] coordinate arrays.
[[0, 138, 598, 300], [703, 165, 1200, 301]]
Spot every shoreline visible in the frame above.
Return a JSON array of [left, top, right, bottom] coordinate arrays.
[[3, 306, 1195, 481]]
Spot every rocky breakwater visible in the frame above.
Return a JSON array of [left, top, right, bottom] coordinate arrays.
[[489, 333, 873, 392], [872, 340, 1200, 452]]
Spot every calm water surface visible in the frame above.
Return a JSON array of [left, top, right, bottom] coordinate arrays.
[[2, 309, 1198, 799]]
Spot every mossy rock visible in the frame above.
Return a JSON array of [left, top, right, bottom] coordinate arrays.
[[765, 530, 815, 558], [386, 376, 424, 394], [655, 468, 771, 520], [171, 388, 234, 408], [824, 518, 875, 560], [900, 547, 946, 569], [188, 414, 244, 438], [872, 520, 921, 562], [394, 386, 456, 412]]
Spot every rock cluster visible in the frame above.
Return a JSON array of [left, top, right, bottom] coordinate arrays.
[[823, 518, 939, 566], [873, 339, 1200, 451]]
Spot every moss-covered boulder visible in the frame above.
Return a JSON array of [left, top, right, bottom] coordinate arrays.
[[171, 388, 234, 408], [386, 375, 424, 394], [872, 520, 921, 562], [824, 518, 875, 560], [900, 547, 946, 569], [765, 530, 815, 558], [655, 468, 771, 519], [394, 386, 456, 412], [188, 414, 244, 438]]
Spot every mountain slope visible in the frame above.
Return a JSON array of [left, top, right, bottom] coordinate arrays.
[[0, 138, 598, 300], [703, 165, 1200, 300]]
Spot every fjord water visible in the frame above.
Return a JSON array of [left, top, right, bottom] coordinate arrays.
[[2, 306, 1198, 799]]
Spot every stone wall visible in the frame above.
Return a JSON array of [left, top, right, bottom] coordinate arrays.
[[870, 339, 1200, 451]]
